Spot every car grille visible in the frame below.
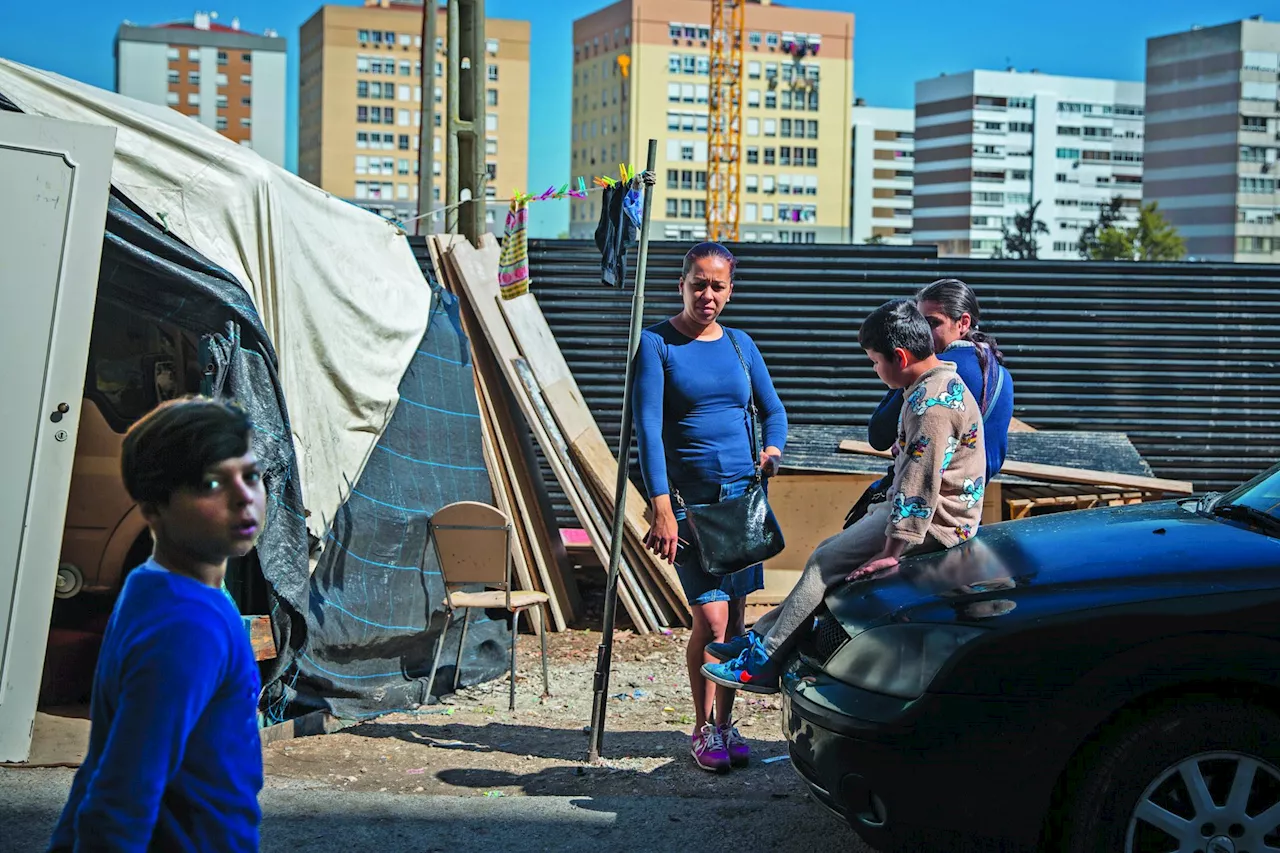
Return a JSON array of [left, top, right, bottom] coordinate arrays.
[[812, 610, 851, 663]]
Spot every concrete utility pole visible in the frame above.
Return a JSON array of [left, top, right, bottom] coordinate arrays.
[[415, 0, 437, 235], [444, 0, 487, 244]]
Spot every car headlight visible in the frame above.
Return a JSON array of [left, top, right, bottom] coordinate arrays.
[[822, 623, 985, 699]]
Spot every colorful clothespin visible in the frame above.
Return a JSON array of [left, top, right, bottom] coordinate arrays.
[[535, 185, 557, 201], [556, 182, 569, 198], [578, 176, 588, 194]]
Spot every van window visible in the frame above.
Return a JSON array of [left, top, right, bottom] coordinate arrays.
[[87, 302, 184, 430]]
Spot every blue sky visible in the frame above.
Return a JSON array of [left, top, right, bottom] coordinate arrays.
[[0, 1, 1263, 236]]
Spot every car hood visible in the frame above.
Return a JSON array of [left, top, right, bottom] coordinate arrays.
[[824, 500, 1280, 635]]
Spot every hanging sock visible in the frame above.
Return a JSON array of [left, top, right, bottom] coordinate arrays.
[[498, 199, 530, 300]]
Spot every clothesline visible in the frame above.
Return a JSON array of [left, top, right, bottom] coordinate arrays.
[[396, 184, 608, 227]]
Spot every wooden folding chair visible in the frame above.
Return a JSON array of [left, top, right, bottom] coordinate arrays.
[[424, 501, 550, 710]]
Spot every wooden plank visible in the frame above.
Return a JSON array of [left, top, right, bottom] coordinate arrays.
[[443, 237, 655, 633], [244, 616, 276, 662], [837, 439, 1194, 495], [474, 364, 552, 633], [492, 288, 688, 623], [513, 358, 673, 627], [434, 236, 552, 626], [568, 430, 690, 623]]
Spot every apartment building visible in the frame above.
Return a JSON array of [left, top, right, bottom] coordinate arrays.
[[1145, 17, 1280, 262], [298, 0, 529, 228], [115, 13, 287, 167], [850, 102, 914, 244], [568, 0, 854, 244], [914, 70, 1145, 259]]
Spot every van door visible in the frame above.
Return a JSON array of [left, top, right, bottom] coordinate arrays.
[[0, 113, 115, 762]]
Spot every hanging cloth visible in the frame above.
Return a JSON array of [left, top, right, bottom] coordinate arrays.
[[594, 183, 636, 288], [498, 199, 530, 300]]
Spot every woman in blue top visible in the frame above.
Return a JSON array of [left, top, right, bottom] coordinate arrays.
[[634, 241, 787, 773], [869, 278, 1014, 479]]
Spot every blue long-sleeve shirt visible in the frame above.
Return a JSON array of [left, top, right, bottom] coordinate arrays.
[[49, 561, 263, 853], [634, 321, 787, 499], [868, 340, 1014, 482]]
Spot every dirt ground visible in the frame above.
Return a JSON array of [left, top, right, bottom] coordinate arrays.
[[262, 628, 810, 803]]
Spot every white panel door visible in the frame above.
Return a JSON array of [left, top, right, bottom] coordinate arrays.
[[0, 112, 115, 762]]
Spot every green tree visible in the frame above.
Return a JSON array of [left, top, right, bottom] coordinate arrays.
[[994, 200, 1048, 259], [1077, 196, 1127, 259], [1083, 201, 1186, 262]]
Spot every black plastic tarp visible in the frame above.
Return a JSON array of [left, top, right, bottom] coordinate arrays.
[[85, 187, 506, 719]]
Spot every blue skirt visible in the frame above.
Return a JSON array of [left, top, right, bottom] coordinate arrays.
[[672, 476, 767, 606]]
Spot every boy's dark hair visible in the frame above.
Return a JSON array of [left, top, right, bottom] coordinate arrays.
[[858, 299, 934, 361], [681, 241, 737, 280], [121, 397, 253, 506]]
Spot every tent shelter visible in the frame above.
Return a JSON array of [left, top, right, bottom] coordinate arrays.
[[0, 59, 507, 717]]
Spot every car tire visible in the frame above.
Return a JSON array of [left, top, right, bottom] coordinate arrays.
[[1056, 697, 1280, 853]]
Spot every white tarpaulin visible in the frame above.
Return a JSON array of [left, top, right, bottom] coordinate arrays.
[[0, 59, 431, 544]]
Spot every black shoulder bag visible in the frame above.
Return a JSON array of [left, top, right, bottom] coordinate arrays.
[[672, 330, 785, 577]]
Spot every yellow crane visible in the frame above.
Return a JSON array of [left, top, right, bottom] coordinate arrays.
[[707, 0, 744, 242]]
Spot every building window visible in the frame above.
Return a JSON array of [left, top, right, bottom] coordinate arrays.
[[187, 93, 200, 106], [216, 95, 228, 108], [486, 38, 499, 55], [241, 96, 252, 107], [357, 132, 369, 148], [749, 31, 761, 48], [681, 143, 695, 161], [398, 134, 410, 150], [666, 198, 679, 217], [806, 147, 818, 167], [487, 64, 499, 82], [241, 75, 252, 85], [762, 175, 775, 193], [766, 32, 779, 48], [167, 47, 179, 61], [747, 146, 759, 164], [188, 48, 199, 62], [486, 138, 498, 155], [486, 113, 498, 132], [1057, 148, 1080, 160], [357, 106, 369, 123], [748, 89, 760, 107], [680, 169, 693, 189], [680, 199, 693, 218], [745, 174, 758, 193], [764, 118, 776, 136], [668, 82, 681, 102], [217, 51, 227, 66], [240, 118, 251, 128], [188, 71, 199, 85], [168, 70, 180, 84], [398, 109, 410, 126], [666, 169, 679, 189], [765, 92, 776, 109], [358, 29, 370, 42], [779, 146, 791, 166], [242, 53, 252, 63], [216, 73, 228, 87], [358, 81, 369, 98], [764, 147, 776, 165], [762, 203, 775, 221], [166, 92, 179, 105]]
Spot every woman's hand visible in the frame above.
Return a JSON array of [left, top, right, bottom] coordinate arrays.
[[759, 450, 782, 478], [644, 496, 681, 564]]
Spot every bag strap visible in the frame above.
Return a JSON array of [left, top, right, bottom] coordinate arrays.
[[724, 329, 762, 477], [982, 364, 1006, 425]]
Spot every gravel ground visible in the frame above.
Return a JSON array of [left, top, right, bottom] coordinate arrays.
[[263, 628, 816, 802]]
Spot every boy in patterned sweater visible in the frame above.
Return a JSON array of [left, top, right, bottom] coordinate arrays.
[[703, 299, 986, 693]]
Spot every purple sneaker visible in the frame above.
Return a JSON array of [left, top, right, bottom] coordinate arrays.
[[690, 723, 731, 773], [719, 721, 750, 767]]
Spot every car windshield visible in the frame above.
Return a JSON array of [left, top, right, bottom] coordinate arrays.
[[1219, 463, 1280, 521]]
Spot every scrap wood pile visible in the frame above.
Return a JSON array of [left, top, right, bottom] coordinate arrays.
[[429, 234, 690, 635]]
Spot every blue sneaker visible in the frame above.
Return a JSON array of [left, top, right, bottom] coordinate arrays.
[[701, 637, 779, 694], [706, 632, 754, 662]]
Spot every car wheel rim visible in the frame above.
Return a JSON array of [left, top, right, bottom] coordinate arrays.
[[1125, 751, 1280, 853]]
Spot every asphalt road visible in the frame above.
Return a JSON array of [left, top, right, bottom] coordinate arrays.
[[0, 768, 870, 853]]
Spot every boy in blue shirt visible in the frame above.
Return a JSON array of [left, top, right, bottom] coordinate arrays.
[[49, 397, 266, 852]]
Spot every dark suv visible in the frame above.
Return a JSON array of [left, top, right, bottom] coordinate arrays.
[[782, 462, 1280, 853]]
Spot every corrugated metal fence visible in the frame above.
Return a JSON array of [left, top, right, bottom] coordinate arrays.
[[413, 237, 1280, 529]]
